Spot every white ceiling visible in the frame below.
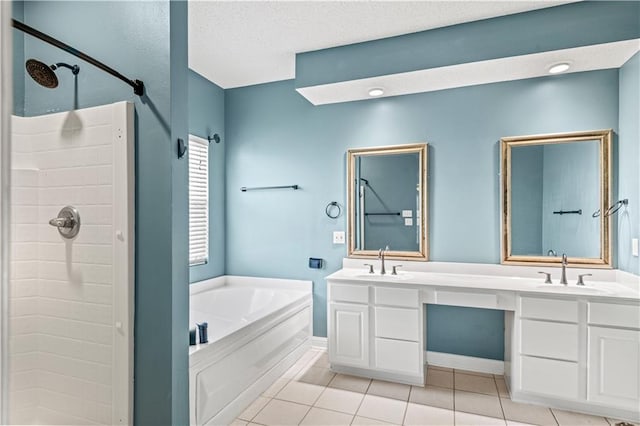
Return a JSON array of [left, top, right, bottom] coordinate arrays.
[[188, 1, 574, 89]]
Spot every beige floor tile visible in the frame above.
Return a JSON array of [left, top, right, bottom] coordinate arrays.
[[506, 421, 539, 426], [314, 387, 365, 414], [455, 369, 495, 378], [607, 418, 638, 426], [552, 409, 609, 426], [238, 396, 271, 421], [299, 407, 353, 425], [454, 372, 499, 395], [455, 411, 508, 426], [403, 402, 454, 426], [328, 373, 371, 393], [352, 416, 396, 425], [495, 377, 510, 398], [356, 394, 407, 424], [367, 380, 411, 401], [311, 352, 330, 369], [262, 377, 289, 397], [230, 420, 248, 426], [500, 398, 557, 426], [427, 365, 453, 372], [454, 390, 504, 419], [252, 399, 311, 426], [295, 366, 336, 386], [425, 369, 453, 389], [283, 363, 305, 379], [409, 385, 453, 410], [275, 380, 325, 405]]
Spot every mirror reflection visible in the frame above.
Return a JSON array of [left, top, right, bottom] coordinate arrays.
[[348, 143, 428, 260], [502, 130, 612, 267]]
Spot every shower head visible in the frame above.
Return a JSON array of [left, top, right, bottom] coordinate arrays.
[[25, 58, 80, 89]]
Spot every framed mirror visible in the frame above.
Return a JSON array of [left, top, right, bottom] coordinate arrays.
[[347, 143, 428, 260], [501, 129, 612, 267]]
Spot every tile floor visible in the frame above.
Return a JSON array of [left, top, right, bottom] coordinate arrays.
[[232, 348, 637, 426]]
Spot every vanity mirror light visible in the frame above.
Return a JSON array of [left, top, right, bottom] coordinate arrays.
[[347, 143, 428, 260], [501, 129, 612, 267]]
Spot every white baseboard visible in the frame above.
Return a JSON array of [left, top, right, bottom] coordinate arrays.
[[312, 336, 327, 349], [426, 351, 504, 375]]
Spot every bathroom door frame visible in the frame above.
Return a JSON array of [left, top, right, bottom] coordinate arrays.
[[0, 1, 13, 423]]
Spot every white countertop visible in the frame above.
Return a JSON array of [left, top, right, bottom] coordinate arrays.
[[327, 261, 640, 302]]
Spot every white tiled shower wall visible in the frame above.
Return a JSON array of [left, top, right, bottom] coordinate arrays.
[[9, 104, 132, 425]]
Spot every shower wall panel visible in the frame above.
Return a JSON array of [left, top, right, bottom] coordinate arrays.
[[9, 102, 134, 425]]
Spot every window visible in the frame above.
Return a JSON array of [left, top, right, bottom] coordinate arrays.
[[188, 135, 209, 266]]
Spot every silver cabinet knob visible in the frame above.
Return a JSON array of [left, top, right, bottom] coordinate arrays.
[[48, 206, 81, 239]]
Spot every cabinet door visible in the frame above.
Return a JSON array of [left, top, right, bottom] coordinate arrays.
[[329, 303, 369, 368], [588, 326, 640, 411]]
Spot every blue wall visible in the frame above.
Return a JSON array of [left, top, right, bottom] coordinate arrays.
[[188, 69, 226, 282], [13, 1, 190, 423], [618, 53, 640, 275], [225, 70, 619, 358], [511, 145, 543, 255]]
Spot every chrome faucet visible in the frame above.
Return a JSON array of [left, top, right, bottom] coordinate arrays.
[[378, 246, 389, 275], [560, 253, 568, 285]]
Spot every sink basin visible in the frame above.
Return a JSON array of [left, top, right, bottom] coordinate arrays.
[[535, 284, 611, 295], [354, 273, 413, 281]]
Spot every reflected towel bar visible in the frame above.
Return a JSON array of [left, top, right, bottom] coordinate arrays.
[[553, 209, 582, 215], [241, 185, 299, 192], [364, 212, 401, 216]]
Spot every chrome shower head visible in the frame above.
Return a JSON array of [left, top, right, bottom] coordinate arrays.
[[25, 58, 80, 89]]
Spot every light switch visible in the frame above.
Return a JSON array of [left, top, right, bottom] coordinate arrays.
[[402, 210, 413, 218], [404, 218, 413, 226], [333, 231, 345, 244], [632, 238, 639, 257]]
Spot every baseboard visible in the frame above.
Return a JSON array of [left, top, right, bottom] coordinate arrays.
[[312, 336, 327, 349], [426, 351, 504, 375]]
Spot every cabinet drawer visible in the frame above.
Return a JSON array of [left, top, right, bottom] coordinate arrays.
[[436, 290, 498, 309], [375, 307, 420, 341], [330, 284, 369, 304], [374, 338, 421, 375], [375, 287, 419, 308], [520, 297, 577, 323], [521, 356, 578, 399], [521, 320, 578, 361], [588, 302, 640, 329]]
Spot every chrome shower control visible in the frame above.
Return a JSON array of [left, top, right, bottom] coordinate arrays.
[[48, 206, 80, 239]]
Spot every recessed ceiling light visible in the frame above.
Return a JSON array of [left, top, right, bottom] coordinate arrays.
[[368, 88, 384, 97], [548, 62, 571, 74]]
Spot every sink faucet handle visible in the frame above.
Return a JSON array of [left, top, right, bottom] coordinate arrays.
[[538, 271, 552, 284], [562, 253, 568, 265], [391, 265, 402, 275], [577, 273, 592, 286], [363, 263, 374, 274]]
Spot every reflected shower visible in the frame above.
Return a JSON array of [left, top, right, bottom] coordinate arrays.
[[25, 58, 79, 89]]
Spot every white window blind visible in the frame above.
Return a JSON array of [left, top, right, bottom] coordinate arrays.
[[189, 135, 209, 266]]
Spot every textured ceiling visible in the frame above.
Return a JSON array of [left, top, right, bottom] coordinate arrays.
[[188, 1, 573, 89]]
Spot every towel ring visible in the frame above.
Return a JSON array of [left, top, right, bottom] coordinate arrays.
[[326, 201, 341, 219], [604, 199, 628, 217]]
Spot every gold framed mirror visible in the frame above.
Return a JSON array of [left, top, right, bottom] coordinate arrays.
[[347, 143, 428, 260], [501, 129, 612, 267]]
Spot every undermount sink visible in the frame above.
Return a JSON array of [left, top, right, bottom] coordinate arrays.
[[354, 273, 413, 281], [535, 284, 611, 295]]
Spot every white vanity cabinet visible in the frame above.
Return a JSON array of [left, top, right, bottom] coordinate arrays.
[[327, 281, 425, 385], [587, 302, 640, 411]]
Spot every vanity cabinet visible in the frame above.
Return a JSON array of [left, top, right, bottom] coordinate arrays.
[[587, 302, 640, 411], [327, 282, 424, 385], [517, 296, 580, 399]]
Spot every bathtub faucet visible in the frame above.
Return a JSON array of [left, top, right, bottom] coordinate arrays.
[[378, 245, 389, 275]]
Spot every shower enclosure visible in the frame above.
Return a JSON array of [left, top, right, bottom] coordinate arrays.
[[1, 5, 135, 423]]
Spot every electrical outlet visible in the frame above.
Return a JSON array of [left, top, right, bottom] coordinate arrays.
[[333, 231, 345, 244], [632, 238, 639, 257]]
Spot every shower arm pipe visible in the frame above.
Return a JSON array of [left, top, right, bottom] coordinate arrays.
[[12, 19, 144, 96]]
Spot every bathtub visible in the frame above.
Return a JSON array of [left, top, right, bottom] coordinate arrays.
[[189, 276, 312, 426]]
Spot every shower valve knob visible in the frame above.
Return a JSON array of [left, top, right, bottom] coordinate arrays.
[[48, 206, 81, 239]]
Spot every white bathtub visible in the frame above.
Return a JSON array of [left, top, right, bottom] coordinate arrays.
[[189, 276, 313, 426]]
